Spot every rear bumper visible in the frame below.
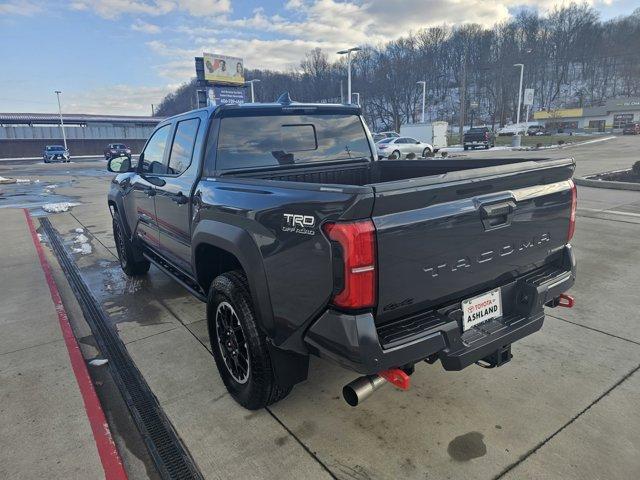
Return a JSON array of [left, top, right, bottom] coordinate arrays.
[[304, 245, 576, 375]]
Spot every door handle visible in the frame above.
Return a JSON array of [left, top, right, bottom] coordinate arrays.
[[171, 192, 188, 205], [480, 200, 516, 230], [481, 201, 515, 218]]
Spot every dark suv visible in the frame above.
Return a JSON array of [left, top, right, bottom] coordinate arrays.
[[104, 144, 132, 161], [623, 123, 640, 135]]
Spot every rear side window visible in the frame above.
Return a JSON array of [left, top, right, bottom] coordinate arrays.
[[167, 118, 200, 175], [216, 114, 371, 170]]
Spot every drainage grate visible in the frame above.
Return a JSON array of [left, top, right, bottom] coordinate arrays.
[[40, 218, 202, 480]]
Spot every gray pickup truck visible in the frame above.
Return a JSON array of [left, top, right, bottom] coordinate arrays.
[[107, 96, 577, 409]]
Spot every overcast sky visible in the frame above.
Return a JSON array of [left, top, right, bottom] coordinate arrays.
[[0, 0, 636, 116]]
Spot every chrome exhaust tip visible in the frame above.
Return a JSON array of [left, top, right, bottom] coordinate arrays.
[[342, 374, 387, 407]]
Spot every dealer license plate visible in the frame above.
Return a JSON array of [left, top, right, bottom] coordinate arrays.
[[461, 288, 502, 331]]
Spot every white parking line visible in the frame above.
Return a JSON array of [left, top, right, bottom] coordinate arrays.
[[580, 208, 640, 218], [570, 136, 616, 147]]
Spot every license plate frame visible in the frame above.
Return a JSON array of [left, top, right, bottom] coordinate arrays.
[[461, 287, 502, 331]]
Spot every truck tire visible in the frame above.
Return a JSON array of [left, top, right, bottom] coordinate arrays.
[[207, 271, 292, 410], [112, 216, 150, 276]]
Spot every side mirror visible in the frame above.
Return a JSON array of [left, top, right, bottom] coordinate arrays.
[[107, 156, 131, 173]]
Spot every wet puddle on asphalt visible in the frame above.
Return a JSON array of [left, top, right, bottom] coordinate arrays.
[[0, 179, 78, 215], [0, 166, 110, 215], [45, 223, 197, 331]]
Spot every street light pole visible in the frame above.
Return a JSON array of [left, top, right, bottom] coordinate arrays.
[[246, 79, 261, 102], [54, 90, 67, 151], [416, 81, 426, 123], [513, 63, 524, 147], [337, 47, 361, 104]]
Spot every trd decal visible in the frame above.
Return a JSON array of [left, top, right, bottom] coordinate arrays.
[[282, 213, 316, 235]]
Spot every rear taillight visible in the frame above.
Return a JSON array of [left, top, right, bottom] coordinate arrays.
[[323, 219, 376, 309], [484, 132, 490, 140], [567, 179, 577, 242]]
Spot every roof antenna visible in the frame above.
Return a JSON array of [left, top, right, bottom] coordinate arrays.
[[276, 92, 293, 105]]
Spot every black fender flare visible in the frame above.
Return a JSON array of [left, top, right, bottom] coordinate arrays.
[[108, 187, 148, 262], [192, 220, 274, 336], [108, 189, 132, 237]]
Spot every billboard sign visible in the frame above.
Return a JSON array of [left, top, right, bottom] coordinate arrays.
[[215, 86, 245, 105], [207, 86, 246, 106], [203, 53, 244, 85], [523, 88, 534, 106]]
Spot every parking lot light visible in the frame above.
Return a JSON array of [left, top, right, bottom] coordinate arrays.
[[417, 81, 426, 123], [246, 79, 261, 103], [54, 90, 68, 151], [337, 47, 361, 104], [513, 64, 524, 147]]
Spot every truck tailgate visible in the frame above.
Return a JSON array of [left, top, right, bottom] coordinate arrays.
[[371, 158, 575, 324]]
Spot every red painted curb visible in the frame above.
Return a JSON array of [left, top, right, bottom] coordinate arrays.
[[23, 209, 128, 480]]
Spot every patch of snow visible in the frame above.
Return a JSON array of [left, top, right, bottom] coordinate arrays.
[[89, 358, 108, 366], [0, 177, 16, 184], [74, 227, 84, 233], [42, 202, 79, 213], [72, 243, 92, 255], [15, 178, 31, 183], [489, 146, 514, 151], [71, 231, 91, 255], [74, 233, 89, 244]]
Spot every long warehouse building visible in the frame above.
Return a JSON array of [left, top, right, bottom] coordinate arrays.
[[0, 113, 162, 158]]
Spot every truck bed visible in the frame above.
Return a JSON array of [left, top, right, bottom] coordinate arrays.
[[222, 157, 564, 187], [220, 156, 575, 324]]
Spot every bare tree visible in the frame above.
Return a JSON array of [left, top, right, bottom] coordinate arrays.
[[156, 4, 640, 129]]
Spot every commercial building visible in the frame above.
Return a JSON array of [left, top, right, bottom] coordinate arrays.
[[533, 97, 640, 132], [0, 113, 161, 158]]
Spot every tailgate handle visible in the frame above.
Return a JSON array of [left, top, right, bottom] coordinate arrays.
[[480, 200, 516, 229]]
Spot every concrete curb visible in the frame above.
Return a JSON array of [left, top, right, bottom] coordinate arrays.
[[575, 168, 640, 191]]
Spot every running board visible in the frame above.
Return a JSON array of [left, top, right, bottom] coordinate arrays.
[[143, 250, 207, 302]]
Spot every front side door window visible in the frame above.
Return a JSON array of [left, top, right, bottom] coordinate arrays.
[[140, 125, 171, 175]]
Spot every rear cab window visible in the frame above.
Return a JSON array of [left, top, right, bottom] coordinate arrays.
[[167, 118, 200, 175], [215, 113, 372, 170]]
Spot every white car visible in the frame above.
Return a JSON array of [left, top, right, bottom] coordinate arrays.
[[497, 124, 528, 136], [376, 137, 434, 159]]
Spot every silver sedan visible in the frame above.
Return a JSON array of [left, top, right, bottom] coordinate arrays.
[[376, 137, 434, 159]]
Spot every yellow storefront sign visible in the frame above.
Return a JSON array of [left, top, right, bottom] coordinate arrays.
[[533, 108, 583, 120]]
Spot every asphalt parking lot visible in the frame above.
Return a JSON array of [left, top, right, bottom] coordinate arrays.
[[1, 136, 639, 480]]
